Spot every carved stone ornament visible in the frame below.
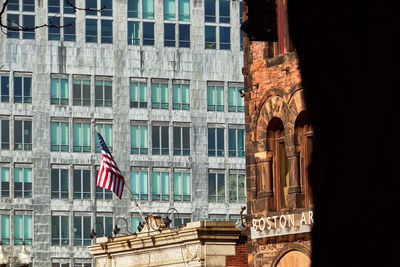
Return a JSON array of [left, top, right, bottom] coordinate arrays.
[[183, 244, 201, 262]]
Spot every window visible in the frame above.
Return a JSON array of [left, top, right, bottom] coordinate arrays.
[[204, 0, 230, 49], [172, 83, 189, 110], [130, 81, 147, 108], [0, 75, 10, 102], [239, 1, 243, 51], [229, 173, 246, 203], [73, 78, 90, 106], [208, 172, 225, 202], [152, 171, 169, 201], [208, 127, 224, 157], [14, 120, 32, 150], [52, 261, 70, 267], [131, 215, 144, 233], [95, 124, 112, 152], [14, 214, 32, 245], [131, 170, 148, 200], [85, 0, 113, 43], [7, 0, 35, 39], [73, 215, 91, 246], [207, 84, 224, 111], [95, 79, 112, 107], [48, 0, 76, 41], [143, 0, 154, 19], [0, 119, 10, 150], [14, 76, 32, 103], [52, 215, 69, 246], [73, 169, 91, 199], [127, 0, 155, 46], [152, 125, 169, 155], [151, 82, 168, 109], [51, 78, 69, 105], [173, 216, 190, 227], [163, 0, 190, 47], [0, 215, 10, 244], [228, 86, 244, 112], [143, 22, 154, 45], [228, 128, 245, 157], [51, 121, 69, 152], [74, 260, 92, 267], [14, 167, 32, 198], [73, 122, 91, 152], [173, 126, 190, 156], [96, 168, 112, 200], [95, 216, 113, 237], [131, 124, 148, 154], [51, 168, 69, 199], [1, 167, 10, 197], [173, 171, 190, 201]]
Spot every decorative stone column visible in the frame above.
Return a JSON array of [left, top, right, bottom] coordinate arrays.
[[288, 152, 301, 194]]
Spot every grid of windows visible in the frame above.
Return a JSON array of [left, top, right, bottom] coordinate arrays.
[[14, 167, 32, 198], [7, 0, 35, 39], [85, 0, 113, 43], [204, 0, 231, 49], [51, 168, 69, 199], [0, 119, 10, 150], [127, 0, 155, 45], [0, 75, 10, 102], [48, 0, 76, 41]]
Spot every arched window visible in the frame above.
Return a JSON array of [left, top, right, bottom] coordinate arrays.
[[295, 111, 313, 207], [266, 117, 289, 210]]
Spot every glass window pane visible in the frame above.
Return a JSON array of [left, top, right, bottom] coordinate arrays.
[[22, 15, 35, 39], [49, 0, 60, 12], [101, 19, 113, 43], [173, 127, 181, 154], [179, 24, 190, 47], [219, 0, 230, 23], [220, 26, 231, 50], [182, 84, 189, 105], [229, 174, 237, 202], [128, 0, 139, 18], [217, 128, 224, 152], [205, 26, 216, 49], [49, 17, 61, 40], [183, 173, 190, 200], [140, 126, 147, 149], [143, 22, 154, 46], [173, 172, 181, 200], [217, 173, 225, 202], [64, 17, 76, 41], [86, 19, 97, 42], [7, 14, 19, 39], [178, 0, 190, 21], [161, 84, 168, 108], [204, 0, 216, 22], [161, 172, 169, 198], [128, 21, 140, 45], [86, 0, 97, 15], [182, 127, 190, 150], [152, 172, 160, 200], [14, 216, 23, 241], [140, 172, 148, 195], [152, 126, 160, 153], [101, 0, 112, 16], [64, 0, 75, 14], [1, 215, 10, 242], [131, 171, 139, 197], [164, 23, 175, 47], [208, 173, 216, 201], [164, 0, 175, 20], [143, 0, 154, 19], [208, 128, 215, 156]]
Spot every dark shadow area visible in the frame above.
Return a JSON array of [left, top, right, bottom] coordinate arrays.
[[287, 1, 400, 266]]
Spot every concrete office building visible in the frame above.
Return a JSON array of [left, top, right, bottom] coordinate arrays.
[[0, 0, 245, 265]]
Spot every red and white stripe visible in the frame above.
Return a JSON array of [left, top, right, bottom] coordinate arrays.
[[97, 150, 125, 199]]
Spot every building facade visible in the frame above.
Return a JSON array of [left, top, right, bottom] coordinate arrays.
[[242, 0, 313, 266], [0, 0, 245, 266]]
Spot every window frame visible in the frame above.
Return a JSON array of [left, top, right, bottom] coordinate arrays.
[[51, 167, 69, 199], [73, 169, 91, 199], [172, 82, 190, 110], [85, 0, 113, 43], [72, 78, 91, 106], [130, 123, 148, 155], [130, 80, 147, 108], [0, 118, 10, 150], [51, 215, 70, 246], [14, 167, 32, 198], [14, 119, 32, 150], [208, 127, 225, 157], [14, 214, 33, 245], [73, 215, 91, 246], [48, 0, 77, 41], [94, 79, 112, 107], [151, 170, 170, 201], [228, 127, 245, 157], [228, 172, 246, 203], [173, 125, 190, 156], [51, 121, 69, 152], [204, 0, 231, 50], [0, 214, 10, 244], [73, 121, 91, 153], [0, 167, 10, 198], [208, 171, 225, 203], [0, 75, 10, 102], [13, 76, 32, 103], [173, 170, 191, 201], [152, 125, 169, 155], [131, 169, 149, 201], [7, 0, 35, 39], [51, 77, 69, 105]]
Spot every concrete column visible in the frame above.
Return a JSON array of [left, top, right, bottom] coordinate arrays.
[[264, 158, 274, 197], [288, 153, 301, 194]]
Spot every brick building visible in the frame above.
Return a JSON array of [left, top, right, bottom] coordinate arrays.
[[242, 0, 313, 266]]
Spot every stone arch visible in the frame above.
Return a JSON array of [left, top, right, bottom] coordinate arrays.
[[271, 243, 312, 267], [288, 88, 306, 122]]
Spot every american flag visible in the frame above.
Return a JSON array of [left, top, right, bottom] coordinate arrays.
[[96, 130, 125, 199]]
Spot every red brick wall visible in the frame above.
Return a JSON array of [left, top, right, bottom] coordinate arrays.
[[226, 242, 248, 267]]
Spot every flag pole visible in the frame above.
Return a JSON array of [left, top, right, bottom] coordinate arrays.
[[93, 121, 150, 232]]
